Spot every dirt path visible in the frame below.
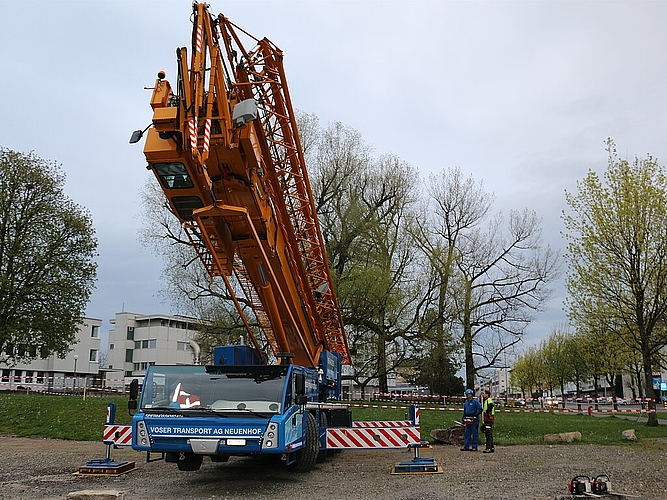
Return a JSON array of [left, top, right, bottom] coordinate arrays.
[[1, 437, 666, 499]]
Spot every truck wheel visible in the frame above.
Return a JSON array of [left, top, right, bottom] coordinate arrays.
[[317, 412, 329, 463], [176, 452, 203, 471], [286, 413, 318, 473]]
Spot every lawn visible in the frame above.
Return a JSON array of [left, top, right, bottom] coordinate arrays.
[[0, 393, 131, 441], [350, 402, 667, 446], [1, 393, 665, 445]]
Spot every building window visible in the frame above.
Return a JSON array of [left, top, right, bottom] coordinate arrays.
[[89, 349, 98, 362], [91, 325, 100, 338], [25, 371, 33, 384], [109, 343, 114, 350], [135, 339, 158, 349], [177, 341, 191, 351], [36, 371, 44, 383], [125, 349, 134, 363], [1, 369, 9, 383], [127, 327, 134, 341], [133, 362, 153, 371]]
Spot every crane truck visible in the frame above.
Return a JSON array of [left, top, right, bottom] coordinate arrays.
[[126, 2, 420, 473]]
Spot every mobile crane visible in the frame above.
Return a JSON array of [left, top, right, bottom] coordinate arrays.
[[126, 2, 420, 473]]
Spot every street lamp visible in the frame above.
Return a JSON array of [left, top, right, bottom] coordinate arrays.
[[73, 355, 78, 393], [503, 351, 510, 406]]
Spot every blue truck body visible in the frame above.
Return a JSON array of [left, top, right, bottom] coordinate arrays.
[[130, 346, 346, 471]]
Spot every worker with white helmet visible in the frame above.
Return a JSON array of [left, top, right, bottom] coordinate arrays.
[[461, 388, 482, 451]]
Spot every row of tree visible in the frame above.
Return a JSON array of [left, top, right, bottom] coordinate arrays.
[[513, 139, 667, 426], [512, 325, 646, 403]]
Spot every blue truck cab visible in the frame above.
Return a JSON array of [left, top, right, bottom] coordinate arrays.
[[130, 345, 345, 472]]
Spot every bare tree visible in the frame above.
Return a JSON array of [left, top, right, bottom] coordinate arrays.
[[414, 167, 559, 388], [455, 208, 560, 387]]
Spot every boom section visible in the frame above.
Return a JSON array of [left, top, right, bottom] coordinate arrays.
[[141, 2, 349, 367]]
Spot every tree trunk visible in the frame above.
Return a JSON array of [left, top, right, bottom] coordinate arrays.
[[463, 326, 474, 389], [642, 355, 659, 427], [377, 333, 388, 393]]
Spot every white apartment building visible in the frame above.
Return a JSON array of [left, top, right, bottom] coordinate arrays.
[[0, 317, 102, 392], [105, 312, 201, 389]]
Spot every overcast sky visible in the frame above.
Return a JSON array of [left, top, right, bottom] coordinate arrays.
[[2, 1, 667, 350]]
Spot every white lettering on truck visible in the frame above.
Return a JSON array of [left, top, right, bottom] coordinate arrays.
[[149, 426, 263, 436]]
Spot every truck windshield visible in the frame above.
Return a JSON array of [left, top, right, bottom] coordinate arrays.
[[140, 364, 289, 414]]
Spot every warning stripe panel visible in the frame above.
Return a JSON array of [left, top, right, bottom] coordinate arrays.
[[103, 424, 133, 446], [326, 426, 420, 449]]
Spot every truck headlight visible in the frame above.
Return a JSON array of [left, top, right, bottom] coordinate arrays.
[[137, 421, 149, 446], [262, 423, 279, 449]]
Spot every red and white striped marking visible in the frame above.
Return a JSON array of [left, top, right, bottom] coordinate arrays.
[[326, 426, 420, 449], [203, 118, 211, 153], [189, 117, 198, 152], [195, 25, 203, 54], [103, 424, 132, 446]]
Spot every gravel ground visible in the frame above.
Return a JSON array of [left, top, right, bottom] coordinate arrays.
[[1, 436, 666, 499]]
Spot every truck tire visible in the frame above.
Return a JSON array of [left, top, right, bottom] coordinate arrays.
[[286, 413, 318, 473], [175, 452, 203, 471], [317, 411, 329, 463]]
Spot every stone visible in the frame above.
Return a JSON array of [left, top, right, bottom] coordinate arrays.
[[66, 491, 125, 500], [621, 429, 637, 441], [543, 431, 582, 444], [431, 425, 465, 445]]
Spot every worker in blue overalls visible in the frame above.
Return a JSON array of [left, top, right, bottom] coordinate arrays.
[[461, 388, 482, 451]]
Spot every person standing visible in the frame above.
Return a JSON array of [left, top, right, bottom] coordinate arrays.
[[481, 389, 495, 453], [461, 388, 482, 451]]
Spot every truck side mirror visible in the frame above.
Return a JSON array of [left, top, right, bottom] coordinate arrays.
[[129, 379, 139, 400], [294, 373, 308, 406], [128, 378, 139, 415], [295, 373, 305, 396]]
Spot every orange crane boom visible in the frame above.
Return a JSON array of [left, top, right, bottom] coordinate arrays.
[[138, 2, 349, 367]]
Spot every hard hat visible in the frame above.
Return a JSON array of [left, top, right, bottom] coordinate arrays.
[[464, 389, 474, 395]]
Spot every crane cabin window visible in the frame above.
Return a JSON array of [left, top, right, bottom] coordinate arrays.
[[170, 196, 204, 220], [153, 162, 194, 189]]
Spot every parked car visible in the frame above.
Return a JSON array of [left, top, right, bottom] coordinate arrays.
[[544, 397, 560, 408], [506, 398, 526, 407]]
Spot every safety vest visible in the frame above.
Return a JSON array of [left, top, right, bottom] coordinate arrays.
[[482, 397, 495, 424]]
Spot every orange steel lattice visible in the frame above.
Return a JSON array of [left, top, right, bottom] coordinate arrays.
[[141, 2, 349, 367]]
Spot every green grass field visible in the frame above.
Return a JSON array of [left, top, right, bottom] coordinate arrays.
[[352, 403, 667, 446], [1, 393, 665, 446]]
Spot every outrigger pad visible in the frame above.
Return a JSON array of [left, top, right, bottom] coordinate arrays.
[[391, 456, 443, 475], [77, 459, 136, 476]]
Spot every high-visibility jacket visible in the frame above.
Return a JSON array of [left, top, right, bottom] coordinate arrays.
[[482, 397, 495, 424]]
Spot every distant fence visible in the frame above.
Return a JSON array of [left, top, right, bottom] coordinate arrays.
[[0, 375, 126, 396]]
